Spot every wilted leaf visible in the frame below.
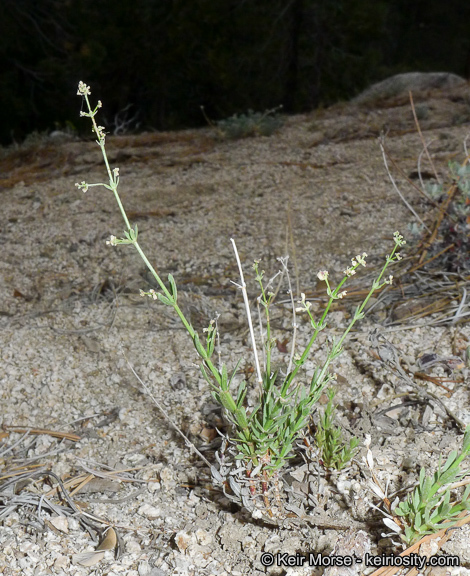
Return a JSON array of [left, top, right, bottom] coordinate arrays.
[[72, 551, 105, 567], [97, 527, 117, 551]]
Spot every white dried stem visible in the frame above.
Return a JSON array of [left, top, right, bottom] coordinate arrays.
[[230, 238, 263, 386]]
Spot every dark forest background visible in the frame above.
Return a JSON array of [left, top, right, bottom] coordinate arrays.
[[2, 0, 470, 145]]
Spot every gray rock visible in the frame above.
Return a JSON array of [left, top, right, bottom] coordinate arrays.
[[353, 72, 467, 104]]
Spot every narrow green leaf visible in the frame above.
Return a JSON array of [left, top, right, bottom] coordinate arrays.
[[193, 333, 207, 359], [462, 425, 470, 453], [157, 293, 173, 306], [219, 389, 237, 413], [441, 450, 458, 474], [236, 381, 247, 406], [420, 476, 433, 503], [228, 359, 242, 386], [220, 364, 228, 390], [404, 526, 415, 543], [414, 511, 422, 530], [419, 466, 426, 484], [168, 273, 177, 301], [234, 405, 249, 430], [200, 364, 211, 384], [206, 329, 216, 358], [462, 483, 470, 501]]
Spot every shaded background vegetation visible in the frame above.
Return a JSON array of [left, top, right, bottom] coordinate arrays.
[[1, 0, 469, 145]]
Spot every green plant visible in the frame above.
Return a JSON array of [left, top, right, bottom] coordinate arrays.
[[365, 427, 470, 545], [315, 389, 359, 471], [214, 106, 283, 139], [423, 157, 470, 273], [395, 426, 470, 544], [75, 81, 404, 501]]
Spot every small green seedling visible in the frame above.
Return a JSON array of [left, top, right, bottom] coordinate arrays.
[[315, 389, 359, 471]]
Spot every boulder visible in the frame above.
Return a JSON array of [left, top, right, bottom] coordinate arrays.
[[353, 72, 467, 105]]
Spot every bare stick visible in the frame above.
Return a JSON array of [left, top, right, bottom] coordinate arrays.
[[409, 91, 441, 184], [123, 352, 212, 469], [379, 136, 431, 233], [381, 140, 441, 209], [417, 140, 436, 200]]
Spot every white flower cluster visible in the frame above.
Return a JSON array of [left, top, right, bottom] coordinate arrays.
[[296, 292, 312, 312], [77, 81, 91, 96], [75, 181, 89, 193], [344, 252, 367, 277], [139, 289, 158, 300], [393, 231, 406, 247]]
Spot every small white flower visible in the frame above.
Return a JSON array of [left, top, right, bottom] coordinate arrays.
[[75, 181, 89, 193], [113, 167, 120, 178], [356, 253, 367, 266], [337, 290, 347, 299], [388, 275, 393, 285], [139, 290, 146, 297], [96, 126, 106, 141], [297, 293, 312, 311], [77, 81, 91, 96], [344, 266, 356, 277], [393, 231, 406, 247], [317, 270, 329, 281], [395, 252, 402, 261]]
